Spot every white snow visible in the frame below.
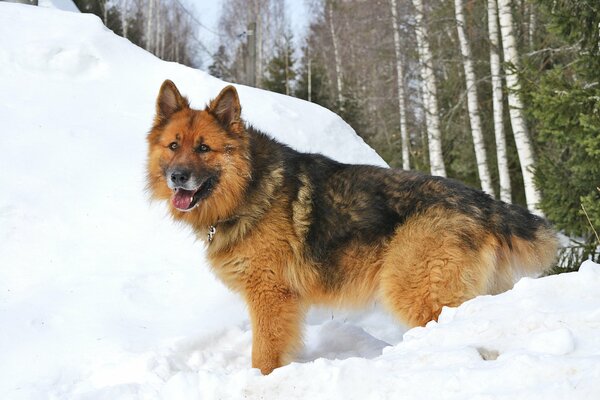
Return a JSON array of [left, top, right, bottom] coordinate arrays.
[[38, 0, 79, 13], [0, 3, 599, 399]]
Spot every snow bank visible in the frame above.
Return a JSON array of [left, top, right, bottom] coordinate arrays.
[[38, 0, 80, 13], [1, 3, 599, 399], [152, 262, 600, 400]]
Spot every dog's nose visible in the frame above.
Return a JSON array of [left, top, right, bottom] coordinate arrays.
[[170, 170, 190, 186]]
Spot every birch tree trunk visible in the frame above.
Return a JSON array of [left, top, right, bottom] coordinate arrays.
[[285, 37, 290, 95], [256, 16, 263, 88], [175, 38, 179, 63], [120, 0, 129, 39], [102, 2, 108, 25], [454, 0, 495, 196], [528, 3, 536, 49], [146, 0, 154, 52], [328, 0, 344, 109], [488, 0, 512, 203], [497, 0, 542, 214], [155, 0, 161, 57], [411, 0, 446, 177], [160, 21, 165, 59], [307, 46, 312, 102], [389, 0, 410, 170]]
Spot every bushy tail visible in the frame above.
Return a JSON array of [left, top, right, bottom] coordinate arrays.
[[492, 223, 559, 294], [511, 224, 559, 276]]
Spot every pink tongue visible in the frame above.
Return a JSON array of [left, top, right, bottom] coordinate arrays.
[[172, 189, 195, 210]]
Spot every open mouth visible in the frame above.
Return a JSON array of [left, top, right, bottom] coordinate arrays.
[[171, 177, 215, 211]]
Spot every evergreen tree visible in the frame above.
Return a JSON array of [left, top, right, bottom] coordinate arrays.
[[74, 0, 200, 68], [208, 45, 232, 81], [124, 8, 146, 48], [263, 34, 296, 95], [529, 0, 600, 267], [72, 0, 121, 34], [72, 0, 104, 16], [295, 46, 332, 108]]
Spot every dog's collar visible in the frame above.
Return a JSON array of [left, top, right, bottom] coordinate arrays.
[[207, 215, 242, 244], [207, 225, 217, 243]]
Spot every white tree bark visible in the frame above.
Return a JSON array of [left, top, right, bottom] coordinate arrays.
[[528, 3, 536, 49], [497, 0, 542, 214], [488, 0, 512, 203], [120, 0, 129, 39], [146, 0, 154, 52], [307, 46, 312, 102], [411, 0, 446, 177], [454, 0, 495, 196], [328, 0, 344, 109], [256, 15, 263, 88], [389, 0, 410, 170], [159, 3, 166, 60], [285, 36, 290, 95], [155, 0, 161, 57], [102, 2, 108, 25]]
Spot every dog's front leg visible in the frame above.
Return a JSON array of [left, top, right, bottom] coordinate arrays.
[[246, 283, 303, 375]]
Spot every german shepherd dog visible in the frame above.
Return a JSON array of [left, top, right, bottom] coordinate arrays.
[[146, 81, 558, 374]]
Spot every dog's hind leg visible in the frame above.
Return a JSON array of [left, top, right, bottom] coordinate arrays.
[[378, 212, 497, 327]]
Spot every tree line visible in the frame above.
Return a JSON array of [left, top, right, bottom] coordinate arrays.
[[73, 0, 200, 67], [212, 0, 536, 205], [76, 0, 599, 268]]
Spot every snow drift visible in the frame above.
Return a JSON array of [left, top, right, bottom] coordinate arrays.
[[0, 3, 599, 399]]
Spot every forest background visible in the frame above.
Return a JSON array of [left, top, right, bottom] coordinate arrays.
[[73, 0, 600, 269]]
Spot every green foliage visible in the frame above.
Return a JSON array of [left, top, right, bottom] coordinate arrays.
[[528, 0, 600, 268], [263, 36, 296, 95], [72, 0, 104, 16], [124, 9, 146, 47], [546, 240, 600, 275], [543, 0, 600, 69], [208, 45, 233, 81], [532, 71, 600, 236], [296, 48, 332, 108]]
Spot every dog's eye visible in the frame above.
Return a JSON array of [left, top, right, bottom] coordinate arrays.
[[168, 142, 179, 151], [196, 144, 211, 153]]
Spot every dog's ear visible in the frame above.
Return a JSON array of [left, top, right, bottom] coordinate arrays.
[[208, 85, 242, 133], [155, 80, 189, 125]]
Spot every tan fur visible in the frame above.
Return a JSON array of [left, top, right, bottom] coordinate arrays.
[[378, 208, 498, 326]]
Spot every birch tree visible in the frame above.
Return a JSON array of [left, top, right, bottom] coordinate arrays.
[[146, 0, 154, 52], [411, 0, 446, 177], [389, 0, 410, 170], [454, 0, 495, 196], [498, 0, 542, 214], [155, 0, 162, 58], [102, 0, 108, 24], [120, 0, 130, 39], [487, 0, 512, 202], [256, 18, 263, 87], [528, 3, 536, 50], [327, 0, 344, 109]]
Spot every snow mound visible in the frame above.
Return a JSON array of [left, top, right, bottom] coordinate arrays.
[[1, 3, 599, 399], [151, 261, 600, 400], [38, 0, 80, 13]]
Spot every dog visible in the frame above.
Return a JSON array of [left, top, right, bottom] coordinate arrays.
[[146, 80, 558, 374]]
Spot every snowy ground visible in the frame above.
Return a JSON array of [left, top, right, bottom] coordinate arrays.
[[1, 3, 599, 399]]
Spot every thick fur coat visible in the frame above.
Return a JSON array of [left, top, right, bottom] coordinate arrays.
[[147, 81, 558, 374]]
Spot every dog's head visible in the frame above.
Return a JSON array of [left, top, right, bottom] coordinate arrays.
[[146, 80, 251, 225]]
